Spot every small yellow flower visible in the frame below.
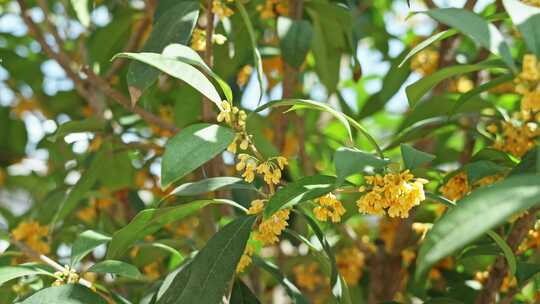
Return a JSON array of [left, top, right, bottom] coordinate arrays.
[[313, 193, 346, 223], [242, 162, 256, 183], [492, 117, 540, 157], [212, 0, 234, 20], [237, 65, 253, 86], [143, 261, 161, 280], [336, 248, 365, 285], [356, 170, 428, 218], [440, 172, 469, 201], [11, 220, 50, 255], [276, 156, 288, 169], [247, 199, 266, 214], [191, 28, 206, 51], [293, 262, 325, 291], [253, 209, 290, 245], [236, 244, 255, 273], [411, 48, 439, 76], [486, 123, 498, 134], [77, 206, 96, 223]]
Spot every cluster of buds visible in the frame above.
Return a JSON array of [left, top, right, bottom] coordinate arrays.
[[313, 193, 346, 223], [217, 100, 251, 154], [410, 47, 440, 76], [52, 266, 80, 286], [257, 0, 288, 20], [191, 29, 227, 52], [235, 154, 288, 185], [212, 0, 234, 20], [489, 111, 540, 157]]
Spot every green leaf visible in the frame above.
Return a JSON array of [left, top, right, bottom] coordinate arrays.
[[458, 244, 501, 260], [264, 175, 337, 218], [416, 174, 540, 280], [426, 192, 455, 208], [299, 212, 351, 304], [450, 74, 514, 116], [172, 216, 256, 304], [406, 60, 504, 107], [0, 265, 54, 286], [423, 8, 516, 71], [156, 262, 193, 303], [126, 1, 199, 102], [71, 230, 111, 266], [161, 123, 235, 187], [70, 0, 90, 28], [117, 52, 223, 108], [516, 262, 540, 286], [252, 256, 309, 304], [87, 260, 142, 279], [21, 284, 107, 304], [171, 177, 256, 196], [400, 144, 436, 170], [503, 0, 540, 58], [277, 17, 313, 68], [334, 147, 389, 181], [235, 0, 264, 103], [107, 199, 244, 259], [463, 160, 507, 184], [162, 44, 233, 102], [230, 279, 261, 304], [398, 30, 457, 68], [486, 230, 516, 276], [48, 117, 105, 142]]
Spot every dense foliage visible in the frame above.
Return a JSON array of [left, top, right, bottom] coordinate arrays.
[[1, 0, 540, 303]]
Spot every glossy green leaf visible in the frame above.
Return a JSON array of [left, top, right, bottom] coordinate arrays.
[[426, 192, 455, 208], [21, 284, 107, 304], [463, 160, 507, 184], [0, 265, 54, 286], [398, 30, 457, 68], [71, 230, 111, 265], [156, 262, 193, 303], [503, 0, 540, 57], [416, 174, 540, 280], [423, 8, 516, 71], [173, 216, 256, 304], [458, 244, 501, 260], [107, 199, 245, 259], [400, 144, 435, 169], [486, 230, 516, 276], [171, 177, 256, 197], [87, 260, 142, 279], [264, 175, 337, 218], [117, 52, 222, 108], [161, 123, 235, 187], [162, 44, 233, 102], [334, 147, 389, 181], [235, 0, 264, 103], [406, 60, 504, 107], [126, 1, 199, 102], [277, 17, 313, 68], [252, 256, 309, 304], [230, 279, 261, 304]]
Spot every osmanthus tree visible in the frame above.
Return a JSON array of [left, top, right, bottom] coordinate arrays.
[[1, 0, 540, 302]]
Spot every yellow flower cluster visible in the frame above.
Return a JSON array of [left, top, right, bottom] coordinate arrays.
[[253, 209, 290, 245], [190, 29, 227, 52], [236, 244, 255, 273], [257, 0, 288, 20], [490, 115, 540, 157], [515, 54, 540, 112], [52, 265, 79, 286], [236, 154, 288, 185], [336, 247, 365, 285], [313, 193, 346, 223], [165, 217, 200, 238], [217, 100, 250, 154], [410, 48, 439, 76], [76, 196, 113, 224], [237, 65, 253, 86], [143, 261, 161, 280], [518, 221, 540, 253], [357, 170, 428, 218], [439, 172, 469, 201], [212, 0, 234, 20], [11, 220, 50, 255], [247, 199, 266, 214], [293, 262, 325, 291]]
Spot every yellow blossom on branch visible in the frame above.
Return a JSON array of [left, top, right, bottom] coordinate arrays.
[[410, 48, 439, 76], [356, 170, 428, 218], [236, 244, 255, 273], [440, 172, 469, 201], [11, 220, 50, 255], [247, 199, 266, 214], [253, 209, 290, 245], [212, 0, 234, 20], [293, 262, 325, 291], [313, 193, 346, 223], [336, 247, 365, 285]]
